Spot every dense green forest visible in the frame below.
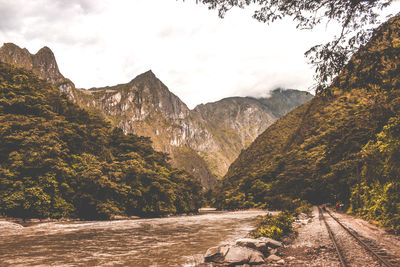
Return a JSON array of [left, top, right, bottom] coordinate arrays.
[[0, 62, 203, 220], [213, 15, 400, 233]]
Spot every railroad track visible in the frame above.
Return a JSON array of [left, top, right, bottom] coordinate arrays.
[[318, 206, 400, 267]]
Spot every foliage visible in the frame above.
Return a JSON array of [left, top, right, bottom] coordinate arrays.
[[0, 63, 203, 220], [350, 115, 400, 233], [198, 0, 395, 93], [250, 211, 294, 241], [213, 15, 400, 232]]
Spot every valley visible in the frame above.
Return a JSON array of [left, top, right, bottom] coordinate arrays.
[[1, 2, 400, 266], [0, 43, 312, 188]]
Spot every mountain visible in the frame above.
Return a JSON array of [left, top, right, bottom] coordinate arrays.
[[193, 90, 312, 177], [0, 43, 77, 101], [214, 15, 400, 233], [75, 77, 312, 187], [74, 70, 220, 189], [0, 43, 313, 189], [0, 62, 203, 219]]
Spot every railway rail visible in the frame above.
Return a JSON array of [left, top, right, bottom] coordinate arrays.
[[318, 206, 400, 267]]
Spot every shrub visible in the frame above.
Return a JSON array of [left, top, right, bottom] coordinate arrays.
[[250, 210, 294, 240]]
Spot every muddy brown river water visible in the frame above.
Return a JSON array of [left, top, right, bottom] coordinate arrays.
[[0, 210, 267, 266]]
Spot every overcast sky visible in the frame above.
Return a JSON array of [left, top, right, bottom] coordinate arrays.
[[1, 0, 399, 108]]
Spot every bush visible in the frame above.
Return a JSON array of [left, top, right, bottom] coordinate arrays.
[[250, 211, 294, 241], [293, 199, 312, 215]]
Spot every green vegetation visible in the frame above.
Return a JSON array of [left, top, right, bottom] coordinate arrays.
[[250, 200, 310, 240], [250, 211, 294, 241], [350, 115, 400, 233], [0, 62, 203, 220], [213, 15, 400, 233]]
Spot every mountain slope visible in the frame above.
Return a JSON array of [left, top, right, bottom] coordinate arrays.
[[193, 90, 312, 177], [0, 43, 312, 189], [78, 77, 312, 183], [0, 43, 77, 101], [216, 15, 400, 232], [0, 62, 203, 219], [74, 71, 220, 188]]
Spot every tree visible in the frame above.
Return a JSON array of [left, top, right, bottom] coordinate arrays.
[[196, 0, 395, 94]]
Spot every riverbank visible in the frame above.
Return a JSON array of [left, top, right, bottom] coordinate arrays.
[[196, 206, 400, 266], [196, 210, 306, 266], [0, 215, 142, 227], [0, 207, 268, 228]]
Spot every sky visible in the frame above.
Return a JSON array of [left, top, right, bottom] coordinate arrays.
[[0, 0, 399, 108]]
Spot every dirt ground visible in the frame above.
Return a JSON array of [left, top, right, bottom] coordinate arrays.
[[275, 206, 400, 266]]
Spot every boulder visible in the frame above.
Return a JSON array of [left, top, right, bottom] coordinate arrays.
[[204, 245, 265, 265], [269, 248, 278, 255], [110, 215, 128, 220], [298, 213, 309, 220], [235, 238, 269, 255], [223, 245, 265, 265], [257, 237, 283, 248], [277, 259, 285, 264], [266, 254, 282, 262], [204, 245, 230, 263], [0, 221, 24, 230]]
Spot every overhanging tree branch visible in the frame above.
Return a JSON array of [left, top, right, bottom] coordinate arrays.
[[188, 0, 396, 94]]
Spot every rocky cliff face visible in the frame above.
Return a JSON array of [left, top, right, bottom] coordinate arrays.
[[0, 43, 313, 189], [193, 90, 313, 177], [0, 43, 77, 101]]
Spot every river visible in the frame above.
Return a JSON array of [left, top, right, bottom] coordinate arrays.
[[0, 210, 267, 266]]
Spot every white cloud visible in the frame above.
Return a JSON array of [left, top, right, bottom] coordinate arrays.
[[1, 0, 399, 108]]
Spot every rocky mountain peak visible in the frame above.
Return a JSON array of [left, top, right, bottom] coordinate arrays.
[[32, 46, 64, 84], [0, 43, 33, 70], [1, 42, 313, 189], [0, 43, 64, 84], [35, 46, 54, 58], [141, 69, 155, 77], [130, 69, 157, 84]]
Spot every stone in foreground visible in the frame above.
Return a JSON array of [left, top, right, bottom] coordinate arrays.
[[257, 237, 283, 248], [223, 245, 265, 265], [235, 238, 269, 255], [204, 245, 230, 263], [202, 237, 285, 265], [267, 254, 282, 262], [204, 244, 265, 265]]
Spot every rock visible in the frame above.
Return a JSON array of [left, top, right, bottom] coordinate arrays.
[[269, 248, 278, 255], [277, 259, 285, 264], [298, 213, 309, 220], [235, 238, 269, 255], [111, 215, 128, 220], [0, 221, 24, 230], [258, 237, 283, 248], [204, 245, 265, 265], [195, 263, 214, 267], [286, 256, 296, 261], [204, 245, 229, 263], [267, 254, 282, 262], [223, 245, 265, 265]]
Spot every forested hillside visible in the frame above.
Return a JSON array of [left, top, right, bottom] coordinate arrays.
[[214, 15, 400, 233], [0, 62, 203, 220], [0, 43, 313, 189]]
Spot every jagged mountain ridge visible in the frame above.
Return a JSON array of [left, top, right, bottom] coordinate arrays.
[[0, 43, 78, 102], [76, 74, 312, 183], [0, 42, 313, 188]]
